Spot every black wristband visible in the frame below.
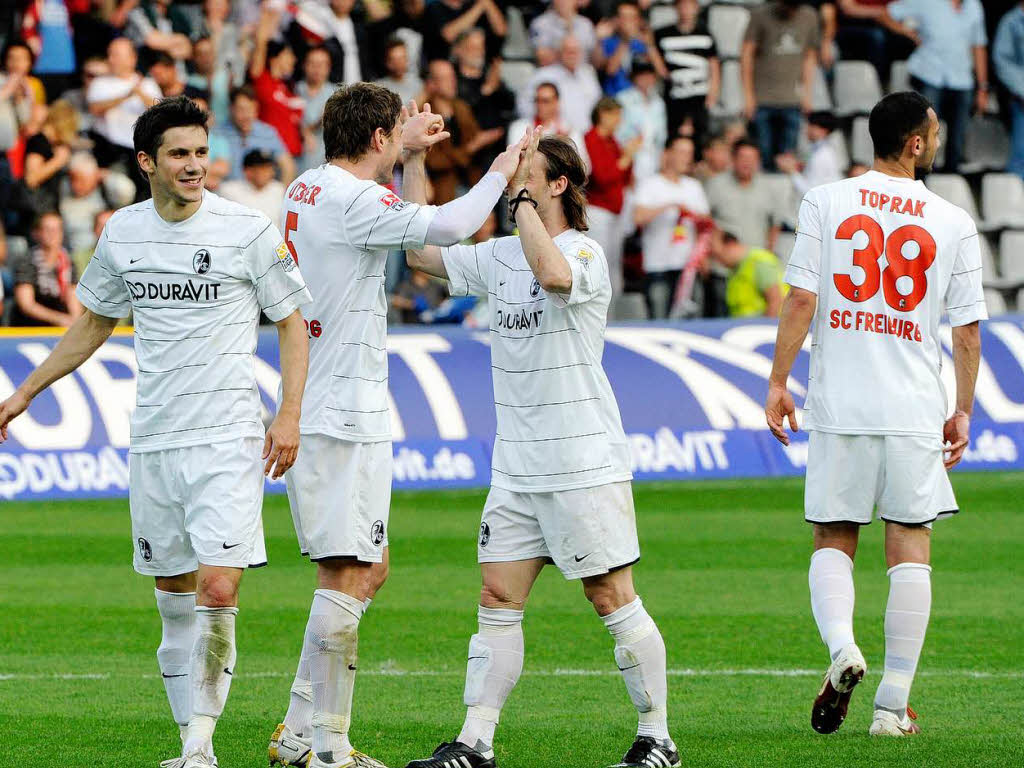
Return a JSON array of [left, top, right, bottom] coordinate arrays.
[[509, 188, 538, 219]]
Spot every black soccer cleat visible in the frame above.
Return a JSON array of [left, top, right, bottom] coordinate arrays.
[[404, 740, 496, 768], [608, 736, 681, 767]]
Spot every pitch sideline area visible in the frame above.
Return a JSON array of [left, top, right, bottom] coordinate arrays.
[[2, 475, 1022, 767]]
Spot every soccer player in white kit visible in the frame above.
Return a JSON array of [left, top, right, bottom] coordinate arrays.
[[265, 83, 533, 768], [402, 132, 679, 768], [0, 97, 312, 768], [765, 92, 985, 737]]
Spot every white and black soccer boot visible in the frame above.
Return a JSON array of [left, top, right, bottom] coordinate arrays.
[[608, 736, 681, 768], [811, 643, 867, 734], [403, 740, 496, 768], [869, 705, 921, 736], [269, 723, 313, 766], [160, 751, 218, 768]]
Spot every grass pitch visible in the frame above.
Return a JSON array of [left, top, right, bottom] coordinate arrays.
[[1, 473, 1022, 768]]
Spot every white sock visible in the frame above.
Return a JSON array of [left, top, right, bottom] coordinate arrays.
[[155, 589, 196, 731], [283, 637, 314, 740], [183, 606, 238, 757], [809, 548, 857, 660], [363, 598, 372, 613], [457, 606, 524, 752], [875, 563, 932, 714], [602, 597, 670, 741], [307, 589, 364, 764]]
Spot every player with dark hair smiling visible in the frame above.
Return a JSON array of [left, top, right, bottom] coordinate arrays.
[[0, 95, 312, 768]]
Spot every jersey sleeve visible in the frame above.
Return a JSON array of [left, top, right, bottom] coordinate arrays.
[[441, 240, 490, 297], [75, 230, 133, 318], [243, 219, 313, 322], [550, 239, 608, 308], [784, 192, 824, 294], [944, 219, 988, 326], [345, 183, 437, 251]]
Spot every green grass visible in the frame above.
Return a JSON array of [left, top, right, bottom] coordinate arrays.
[[2, 473, 1023, 767]]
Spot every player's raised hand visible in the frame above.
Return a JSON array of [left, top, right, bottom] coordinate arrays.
[[942, 410, 970, 470], [263, 409, 300, 480], [401, 100, 449, 153], [0, 389, 30, 443], [493, 126, 539, 186], [765, 382, 798, 446]]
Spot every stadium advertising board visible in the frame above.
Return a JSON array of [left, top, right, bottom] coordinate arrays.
[[1, 317, 1023, 500]]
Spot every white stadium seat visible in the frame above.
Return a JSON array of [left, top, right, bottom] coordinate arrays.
[[980, 234, 999, 280], [501, 60, 537, 94], [981, 173, 1024, 229], [707, 5, 750, 59], [889, 60, 910, 93], [984, 288, 1008, 316], [811, 66, 832, 111], [851, 116, 872, 165], [960, 117, 1011, 175], [833, 60, 883, 117], [502, 6, 533, 61], [923, 173, 981, 223], [998, 230, 1024, 281], [715, 59, 743, 117]]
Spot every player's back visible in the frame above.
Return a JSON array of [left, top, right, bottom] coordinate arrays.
[[785, 170, 986, 437], [281, 164, 434, 443]]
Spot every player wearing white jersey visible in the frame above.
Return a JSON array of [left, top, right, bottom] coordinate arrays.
[[402, 133, 679, 768], [766, 92, 985, 738], [0, 97, 311, 768], [266, 84, 532, 768]]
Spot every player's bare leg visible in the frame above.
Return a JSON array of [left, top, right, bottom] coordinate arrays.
[[405, 559, 544, 768], [870, 523, 930, 736], [809, 523, 866, 734], [155, 571, 198, 747], [585, 567, 678, 768]]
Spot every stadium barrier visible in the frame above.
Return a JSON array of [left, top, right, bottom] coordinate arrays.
[[1, 317, 1023, 501]]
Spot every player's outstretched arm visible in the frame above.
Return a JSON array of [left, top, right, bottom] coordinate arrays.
[[944, 321, 981, 470], [263, 309, 308, 479], [0, 309, 118, 442], [403, 149, 448, 279], [765, 287, 816, 445]]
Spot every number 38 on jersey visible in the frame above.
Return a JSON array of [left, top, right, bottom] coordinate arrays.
[[832, 214, 936, 312]]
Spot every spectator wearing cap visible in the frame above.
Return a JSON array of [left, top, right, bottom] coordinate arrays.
[[705, 138, 781, 251], [881, 0, 988, 173], [616, 60, 668, 182], [594, 2, 668, 97], [655, 0, 720, 143], [296, 47, 338, 173], [585, 97, 642, 299], [10, 211, 81, 327], [741, 0, 820, 170], [530, 0, 597, 67], [424, 0, 507, 64], [213, 85, 294, 183], [994, 2, 1024, 180], [219, 149, 287, 231], [775, 111, 843, 197], [520, 36, 603, 135], [374, 38, 423, 107], [250, 6, 304, 158]]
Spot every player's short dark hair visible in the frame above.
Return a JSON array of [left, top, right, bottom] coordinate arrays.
[[538, 135, 588, 232], [869, 91, 932, 161], [732, 138, 760, 156], [807, 111, 837, 132], [322, 82, 403, 162], [266, 39, 291, 61], [133, 95, 209, 159]]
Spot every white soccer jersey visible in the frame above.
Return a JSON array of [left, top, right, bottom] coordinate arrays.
[[76, 192, 312, 452], [443, 230, 633, 493], [281, 164, 437, 442], [785, 170, 988, 437]]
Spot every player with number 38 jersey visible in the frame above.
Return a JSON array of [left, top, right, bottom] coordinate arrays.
[[767, 93, 985, 743]]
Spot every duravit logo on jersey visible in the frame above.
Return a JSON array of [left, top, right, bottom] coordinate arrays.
[[126, 279, 222, 302], [496, 307, 543, 331]]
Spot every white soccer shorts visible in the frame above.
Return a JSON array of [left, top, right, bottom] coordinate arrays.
[[804, 431, 958, 527], [285, 435, 391, 562], [129, 437, 267, 576], [478, 480, 640, 580]]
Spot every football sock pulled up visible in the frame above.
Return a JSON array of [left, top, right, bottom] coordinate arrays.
[[809, 548, 857, 660], [183, 605, 238, 757], [875, 563, 932, 714], [457, 606, 524, 751], [602, 597, 670, 741], [155, 589, 196, 733], [283, 632, 314, 739]]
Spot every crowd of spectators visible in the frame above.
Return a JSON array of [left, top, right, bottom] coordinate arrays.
[[0, 0, 1022, 328]]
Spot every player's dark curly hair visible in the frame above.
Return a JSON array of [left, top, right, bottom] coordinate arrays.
[[539, 135, 588, 232], [323, 83, 403, 162], [869, 91, 932, 161], [133, 95, 209, 160]]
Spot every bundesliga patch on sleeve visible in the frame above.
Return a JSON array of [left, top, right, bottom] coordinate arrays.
[[275, 241, 296, 271], [573, 247, 594, 265], [379, 191, 409, 211]]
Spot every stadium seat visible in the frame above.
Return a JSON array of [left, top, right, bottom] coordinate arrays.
[[707, 5, 750, 59], [999, 230, 1024, 281], [984, 288, 1008, 315], [502, 6, 534, 61], [850, 116, 872, 165], [501, 60, 537, 94], [981, 173, 1024, 229], [923, 173, 983, 225], [714, 59, 743, 117], [811, 66, 832, 111], [774, 231, 796, 266], [833, 61, 883, 117], [613, 292, 649, 321], [649, 4, 679, 31], [960, 117, 1011, 175], [980, 234, 999, 280], [889, 60, 910, 93], [1017, 289, 1024, 312]]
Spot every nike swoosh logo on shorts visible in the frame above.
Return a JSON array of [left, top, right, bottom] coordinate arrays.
[[129, 256, 147, 264], [222, 542, 243, 550], [574, 553, 592, 562]]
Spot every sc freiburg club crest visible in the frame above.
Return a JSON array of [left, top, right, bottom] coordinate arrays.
[[193, 249, 212, 274], [479, 522, 491, 548], [371, 520, 385, 546]]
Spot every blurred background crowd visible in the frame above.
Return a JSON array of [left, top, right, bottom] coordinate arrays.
[[0, 0, 1022, 328]]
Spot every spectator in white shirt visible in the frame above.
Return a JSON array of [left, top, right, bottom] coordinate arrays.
[[297, 46, 338, 172], [775, 111, 843, 197], [218, 149, 287, 230], [508, 81, 588, 170], [633, 136, 711, 318], [529, 0, 597, 66], [615, 59, 667, 182], [519, 35, 602, 134]]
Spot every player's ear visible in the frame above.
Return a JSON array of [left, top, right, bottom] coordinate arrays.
[[136, 150, 154, 176], [373, 126, 387, 153], [549, 175, 568, 198]]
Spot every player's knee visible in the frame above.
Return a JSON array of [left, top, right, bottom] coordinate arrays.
[[583, 578, 634, 616], [479, 579, 522, 610], [197, 574, 239, 608]]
